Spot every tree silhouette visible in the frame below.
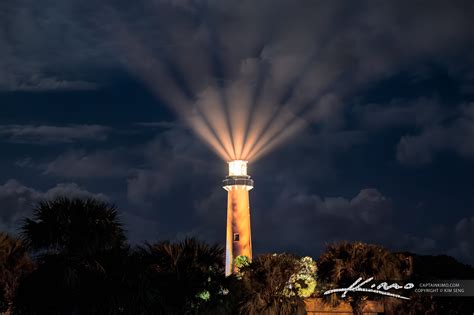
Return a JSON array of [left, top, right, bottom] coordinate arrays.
[[21, 198, 125, 255], [13, 197, 128, 315], [6, 196, 471, 314]]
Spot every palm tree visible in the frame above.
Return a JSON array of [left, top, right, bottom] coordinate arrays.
[[233, 253, 307, 315], [21, 197, 125, 255], [317, 242, 406, 315], [14, 197, 128, 315], [131, 238, 228, 314], [0, 233, 32, 315]]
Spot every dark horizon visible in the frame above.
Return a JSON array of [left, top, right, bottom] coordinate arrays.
[[1, 0, 473, 267]]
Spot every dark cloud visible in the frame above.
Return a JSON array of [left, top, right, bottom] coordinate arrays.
[[355, 98, 446, 130], [3, 0, 472, 156], [251, 187, 395, 254], [133, 121, 177, 129], [397, 102, 474, 165], [43, 149, 131, 179], [449, 216, 474, 264], [106, 0, 474, 162], [393, 234, 438, 254], [0, 0, 115, 91], [3, 76, 98, 92], [0, 180, 41, 233], [251, 186, 474, 264], [125, 126, 221, 226], [353, 98, 474, 165], [0, 179, 106, 233], [0, 124, 111, 144]]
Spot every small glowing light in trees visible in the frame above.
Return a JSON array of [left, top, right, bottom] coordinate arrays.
[[228, 160, 248, 176]]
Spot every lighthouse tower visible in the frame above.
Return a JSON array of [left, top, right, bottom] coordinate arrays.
[[223, 160, 254, 276]]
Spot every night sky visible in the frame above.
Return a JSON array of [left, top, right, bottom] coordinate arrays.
[[1, 1, 474, 265]]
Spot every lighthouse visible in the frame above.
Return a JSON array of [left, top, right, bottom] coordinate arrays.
[[223, 160, 254, 276]]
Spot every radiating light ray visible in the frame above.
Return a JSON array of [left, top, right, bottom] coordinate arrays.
[[241, 65, 307, 159], [246, 105, 296, 160], [202, 14, 238, 160], [251, 116, 307, 162], [114, 20, 231, 160], [195, 86, 236, 159], [122, 30, 314, 163], [243, 95, 293, 160], [239, 72, 285, 159], [222, 93, 237, 160], [240, 60, 267, 159], [242, 52, 320, 160], [228, 81, 252, 159], [240, 98, 278, 160], [250, 94, 325, 161], [114, 7, 324, 165], [185, 112, 231, 160], [247, 97, 317, 160]]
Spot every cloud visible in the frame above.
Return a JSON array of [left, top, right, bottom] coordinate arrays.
[[42, 182, 108, 201], [394, 234, 438, 254], [0, 0, 112, 92], [1, 0, 473, 160], [355, 98, 446, 130], [251, 187, 395, 254], [0, 124, 111, 144], [99, 0, 474, 160], [15, 157, 34, 168], [448, 216, 474, 264], [0, 180, 42, 233], [43, 149, 130, 179], [396, 102, 474, 165], [1, 75, 98, 92], [354, 98, 474, 165], [248, 185, 474, 264], [0, 179, 106, 234], [397, 127, 448, 165], [134, 121, 178, 129], [126, 125, 220, 209]]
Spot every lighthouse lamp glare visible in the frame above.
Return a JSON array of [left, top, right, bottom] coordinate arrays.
[[228, 160, 248, 176]]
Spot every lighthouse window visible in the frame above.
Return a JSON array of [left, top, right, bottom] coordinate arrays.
[[233, 233, 240, 242]]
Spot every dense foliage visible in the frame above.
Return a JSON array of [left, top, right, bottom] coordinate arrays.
[[0, 197, 472, 314], [317, 241, 408, 314], [0, 233, 32, 314], [14, 198, 129, 315], [128, 239, 230, 314], [231, 253, 308, 314]]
